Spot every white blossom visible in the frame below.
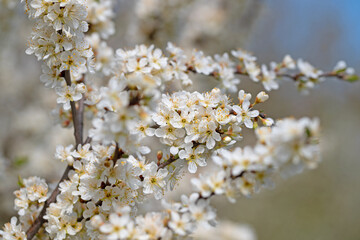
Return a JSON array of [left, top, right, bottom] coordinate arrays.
[[143, 162, 168, 199]]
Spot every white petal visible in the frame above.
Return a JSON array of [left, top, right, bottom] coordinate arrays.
[[188, 162, 197, 173], [244, 119, 254, 129], [206, 137, 215, 149], [196, 158, 207, 167], [249, 110, 259, 117]]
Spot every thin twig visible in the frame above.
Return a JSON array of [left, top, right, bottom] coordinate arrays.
[[197, 170, 249, 202], [188, 65, 346, 83], [157, 154, 179, 170], [26, 166, 71, 239], [112, 142, 123, 166], [64, 70, 83, 145], [26, 70, 85, 240], [84, 136, 92, 145]]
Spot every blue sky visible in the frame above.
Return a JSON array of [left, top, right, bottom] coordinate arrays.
[[249, 0, 360, 69]]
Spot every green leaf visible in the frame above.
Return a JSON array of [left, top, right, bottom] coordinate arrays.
[[345, 75, 359, 82], [14, 156, 28, 167], [305, 127, 312, 138], [335, 68, 346, 74], [18, 175, 25, 188]]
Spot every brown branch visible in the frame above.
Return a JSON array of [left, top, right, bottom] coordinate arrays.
[[26, 70, 85, 240], [188, 65, 347, 84], [64, 70, 84, 145], [156, 142, 203, 170], [197, 170, 249, 202], [112, 142, 124, 166], [25, 166, 72, 239], [84, 136, 92, 145], [157, 154, 179, 170], [277, 72, 342, 82]]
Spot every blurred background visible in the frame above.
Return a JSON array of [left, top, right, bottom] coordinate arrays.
[[1, 0, 360, 239]]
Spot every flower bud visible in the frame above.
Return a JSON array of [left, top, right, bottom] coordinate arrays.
[[262, 117, 274, 126], [157, 151, 163, 161], [223, 136, 232, 144], [76, 83, 87, 94], [255, 91, 269, 103], [283, 55, 296, 69]]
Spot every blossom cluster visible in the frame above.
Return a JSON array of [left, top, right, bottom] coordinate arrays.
[[43, 142, 170, 239], [24, 0, 93, 107], [0, 217, 27, 240], [189, 49, 358, 93], [87, 44, 200, 155], [14, 176, 49, 219], [88, 117, 320, 239], [102, 42, 358, 94], [202, 117, 320, 199], [0, 177, 49, 239], [85, 0, 115, 77], [151, 88, 272, 173], [100, 42, 357, 96]]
